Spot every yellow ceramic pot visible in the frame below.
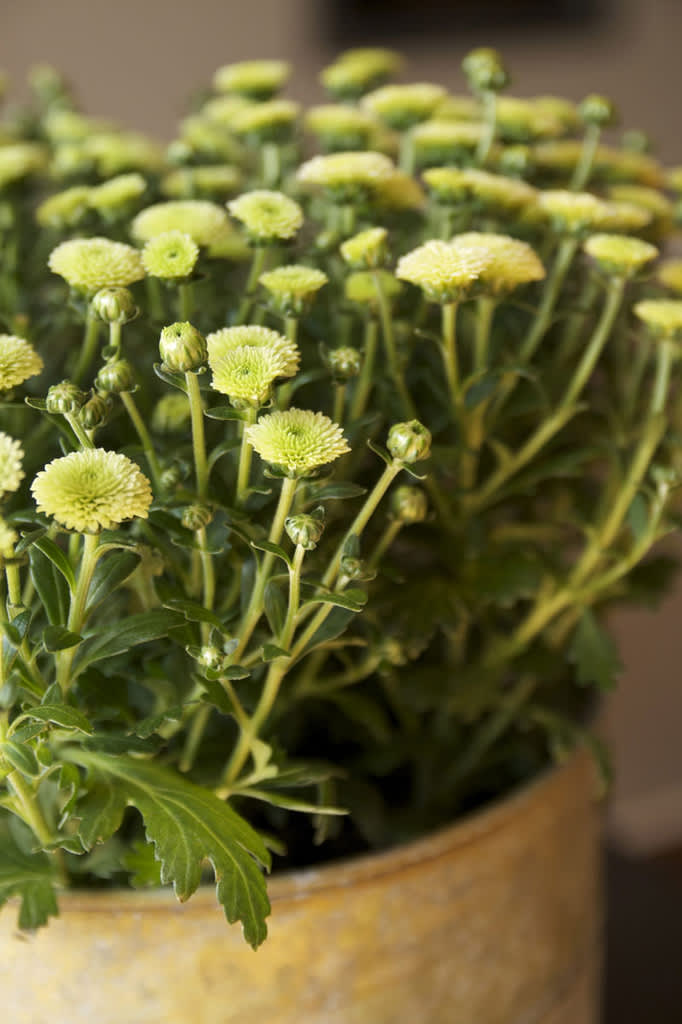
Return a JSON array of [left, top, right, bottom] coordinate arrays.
[[0, 750, 602, 1024]]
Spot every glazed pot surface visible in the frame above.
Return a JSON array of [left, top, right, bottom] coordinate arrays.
[[0, 750, 602, 1024]]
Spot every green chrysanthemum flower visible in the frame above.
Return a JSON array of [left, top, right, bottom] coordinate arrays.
[[304, 104, 379, 151], [231, 100, 300, 143], [531, 139, 585, 175], [583, 234, 658, 276], [86, 132, 163, 177], [43, 109, 110, 142], [213, 60, 291, 99], [657, 260, 682, 295], [36, 186, 91, 229], [32, 449, 153, 533], [495, 96, 563, 142], [0, 432, 24, 499], [533, 96, 580, 131], [205, 226, 251, 262], [423, 167, 536, 211], [372, 170, 425, 211], [340, 227, 388, 270], [598, 200, 653, 233], [259, 265, 328, 315], [361, 83, 447, 130], [141, 230, 199, 280], [320, 49, 403, 100], [412, 120, 484, 167], [453, 232, 545, 294], [536, 189, 612, 235], [246, 408, 350, 477], [297, 151, 394, 197], [228, 190, 303, 242], [88, 173, 147, 214], [0, 334, 44, 390], [345, 270, 402, 307], [607, 184, 674, 235], [667, 167, 682, 194], [633, 300, 682, 340], [395, 239, 488, 303], [0, 143, 46, 189], [207, 325, 299, 377], [160, 164, 242, 200], [200, 95, 256, 125], [434, 95, 480, 122], [48, 237, 145, 292], [131, 200, 228, 246], [151, 392, 191, 434], [210, 345, 292, 407]]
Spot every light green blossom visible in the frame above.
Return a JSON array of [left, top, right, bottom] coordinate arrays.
[[340, 227, 388, 270], [210, 345, 292, 407], [142, 230, 199, 280], [259, 265, 328, 314], [32, 449, 153, 533], [583, 234, 658, 276], [86, 132, 163, 177], [423, 167, 536, 210], [361, 83, 447, 130], [0, 433, 24, 499], [297, 151, 394, 196], [231, 100, 300, 142], [213, 60, 291, 99], [207, 325, 299, 377], [412, 120, 484, 166], [0, 335, 44, 390], [537, 189, 613, 235], [657, 260, 682, 295], [0, 143, 46, 189], [320, 49, 403, 100], [131, 200, 228, 246], [200, 95, 256, 125], [246, 408, 350, 477], [633, 300, 682, 340], [160, 165, 242, 199], [304, 104, 379, 150], [36, 186, 91, 229], [495, 96, 563, 142], [228, 190, 303, 242], [48, 237, 145, 292], [88, 173, 147, 215], [396, 239, 488, 303], [345, 270, 402, 307], [453, 232, 545, 294], [152, 392, 191, 434]]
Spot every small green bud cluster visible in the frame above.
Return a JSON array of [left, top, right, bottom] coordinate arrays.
[[159, 322, 208, 373]]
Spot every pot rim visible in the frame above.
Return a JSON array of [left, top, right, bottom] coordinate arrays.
[[46, 747, 596, 915]]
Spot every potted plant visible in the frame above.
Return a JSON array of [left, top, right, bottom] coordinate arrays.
[[0, 45, 680, 1021]]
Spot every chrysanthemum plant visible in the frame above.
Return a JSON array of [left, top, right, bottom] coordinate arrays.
[[0, 48, 681, 947]]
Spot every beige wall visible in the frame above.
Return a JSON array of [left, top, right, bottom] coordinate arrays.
[[4, 0, 682, 850]]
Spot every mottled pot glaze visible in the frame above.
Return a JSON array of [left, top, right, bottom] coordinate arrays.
[[0, 750, 602, 1024]]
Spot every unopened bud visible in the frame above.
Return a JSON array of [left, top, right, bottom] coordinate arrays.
[[91, 286, 137, 324], [197, 645, 224, 671], [462, 48, 509, 94], [285, 510, 325, 550], [328, 346, 362, 381], [95, 358, 136, 394], [159, 321, 207, 373], [387, 420, 432, 463], [46, 380, 86, 415], [79, 391, 113, 430], [182, 503, 213, 531], [579, 94, 617, 127], [339, 555, 375, 582], [390, 485, 428, 523]]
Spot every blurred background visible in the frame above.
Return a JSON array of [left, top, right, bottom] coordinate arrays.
[[3, 2, 682, 1009]]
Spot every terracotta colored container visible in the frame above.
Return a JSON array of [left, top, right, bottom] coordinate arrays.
[[0, 750, 602, 1024]]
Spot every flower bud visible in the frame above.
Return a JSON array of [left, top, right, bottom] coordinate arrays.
[[579, 94, 617, 127], [45, 380, 87, 415], [160, 463, 185, 490], [182, 503, 213, 531], [91, 286, 138, 325], [159, 321, 207, 373], [462, 48, 509, 95], [387, 420, 432, 463], [285, 510, 325, 550], [340, 227, 388, 270], [339, 555, 376, 582], [95, 358, 136, 394], [79, 391, 113, 430], [390, 485, 428, 523], [327, 346, 362, 381], [197, 644, 224, 671]]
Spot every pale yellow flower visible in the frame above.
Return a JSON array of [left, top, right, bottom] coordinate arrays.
[[246, 408, 350, 477]]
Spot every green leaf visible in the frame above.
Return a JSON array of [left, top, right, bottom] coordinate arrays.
[[132, 706, 185, 739], [68, 750, 271, 948], [301, 587, 367, 613], [627, 493, 649, 542], [164, 598, 226, 632], [569, 609, 622, 691], [29, 545, 69, 626], [153, 362, 187, 391], [298, 606, 355, 658], [263, 579, 287, 637], [73, 609, 186, 672], [237, 787, 347, 816], [0, 827, 58, 929], [32, 536, 76, 591], [14, 527, 48, 555], [262, 643, 290, 662], [122, 839, 163, 887], [42, 625, 83, 652], [23, 704, 93, 734], [306, 482, 367, 502], [86, 551, 141, 612], [250, 539, 292, 569], [205, 405, 248, 421], [1, 740, 40, 776]]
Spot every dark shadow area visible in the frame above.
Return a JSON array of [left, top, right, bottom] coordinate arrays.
[[605, 848, 682, 1023]]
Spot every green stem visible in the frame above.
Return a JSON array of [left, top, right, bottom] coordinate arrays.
[[7, 771, 66, 886], [235, 407, 257, 505], [453, 676, 538, 784], [473, 296, 496, 373], [71, 312, 99, 386], [332, 382, 346, 426], [519, 236, 578, 364], [372, 271, 415, 418], [368, 519, 402, 570], [476, 90, 497, 165], [64, 413, 94, 450], [441, 301, 460, 409], [262, 143, 281, 188], [236, 246, 268, 324], [350, 317, 378, 420], [571, 122, 601, 191], [280, 544, 305, 651], [56, 533, 100, 692], [120, 392, 163, 494], [178, 281, 194, 321], [185, 371, 208, 499]]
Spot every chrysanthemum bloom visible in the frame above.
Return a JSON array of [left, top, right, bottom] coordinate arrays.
[[390, 485, 428, 524], [160, 165, 242, 200], [176, 116, 241, 163], [494, 96, 563, 143], [213, 60, 291, 99], [453, 232, 545, 295], [667, 167, 682, 194], [50, 141, 94, 180], [607, 185, 674, 235], [340, 227, 388, 270], [246, 408, 350, 477], [434, 95, 480, 122], [0, 334, 44, 390], [657, 260, 682, 295], [151, 392, 191, 434], [598, 200, 652, 234], [536, 190, 613, 236], [411, 120, 484, 167], [228, 190, 303, 242], [396, 239, 489, 303], [205, 227, 251, 263], [210, 345, 293, 407], [259, 265, 328, 315], [207, 325, 299, 377], [361, 83, 447, 130], [48, 237, 145, 292], [320, 49, 403, 100], [32, 449, 153, 533], [0, 143, 46, 189], [372, 171, 425, 212], [592, 146, 663, 188], [304, 104, 379, 152], [296, 151, 394, 201], [36, 186, 91, 229], [85, 131, 163, 178], [142, 230, 199, 280], [0, 433, 24, 499], [583, 234, 658, 277], [88, 173, 147, 215], [531, 140, 586, 176], [200, 95, 255, 125], [43, 109, 109, 142], [131, 200, 228, 247], [345, 270, 402, 307], [231, 100, 301, 143], [633, 300, 682, 341], [423, 167, 536, 213]]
